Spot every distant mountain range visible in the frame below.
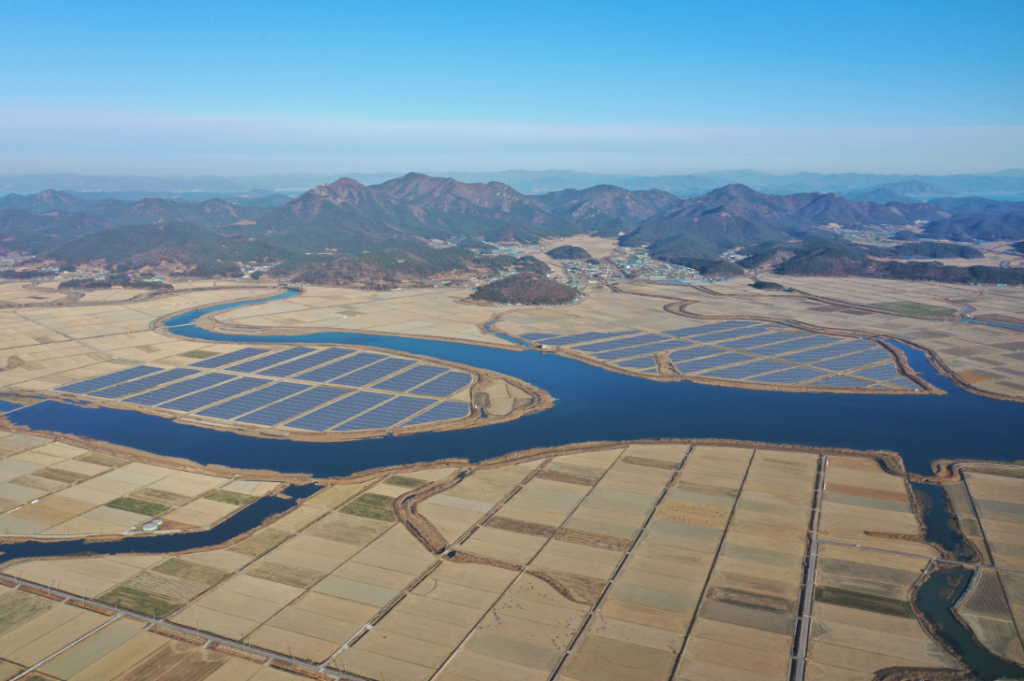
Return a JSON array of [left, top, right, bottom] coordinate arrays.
[[3, 174, 1023, 273], [3, 169, 1023, 199]]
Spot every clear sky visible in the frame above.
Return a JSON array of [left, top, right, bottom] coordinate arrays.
[[1, 0, 1022, 176]]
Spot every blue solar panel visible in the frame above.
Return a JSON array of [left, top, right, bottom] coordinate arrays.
[[257, 348, 354, 377], [664, 321, 763, 337], [715, 332, 802, 350], [411, 372, 472, 397], [297, 352, 385, 383], [887, 377, 920, 390], [748, 367, 827, 384], [161, 377, 270, 412], [287, 392, 393, 431], [373, 365, 448, 392], [668, 346, 727, 364], [332, 358, 416, 387], [125, 373, 233, 406], [521, 333, 557, 341], [687, 326, 777, 343], [617, 356, 657, 369], [814, 349, 891, 371], [334, 396, 435, 431], [758, 336, 846, 357], [575, 334, 667, 352], [700, 359, 791, 379], [91, 368, 198, 398], [191, 348, 269, 369], [198, 382, 307, 420], [673, 352, 750, 373], [229, 347, 316, 374], [592, 339, 695, 360], [852, 364, 901, 381], [808, 376, 872, 388], [402, 401, 469, 426], [59, 366, 162, 394], [236, 386, 349, 426], [774, 342, 858, 363], [541, 331, 637, 346]]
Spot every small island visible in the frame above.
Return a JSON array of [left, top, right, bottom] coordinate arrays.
[[470, 271, 578, 305]]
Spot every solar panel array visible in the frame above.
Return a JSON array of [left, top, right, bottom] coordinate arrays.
[[333, 357, 416, 387], [573, 334, 667, 352], [772, 342, 858, 363], [852, 364, 901, 382], [297, 352, 384, 383], [191, 348, 268, 369], [759, 336, 845, 356], [402, 401, 469, 426], [334, 396, 435, 432], [198, 382, 307, 420], [287, 392, 392, 431], [716, 332, 803, 350], [257, 348, 353, 377], [412, 371, 472, 397], [813, 349, 891, 372], [888, 377, 919, 390], [520, 333, 557, 341], [672, 352, 750, 372], [125, 373, 233, 406], [540, 331, 637, 346], [701, 359, 791, 380], [617, 356, 657, 369], [686, 326, 779, 343], [669, 346, 727, 364], [161, 377, 270, 412], [808, 375, 872, 388], [373, 365, 447, 392], [230, 347, 316, 374], [91, 368, 198, 399], [665, 321, 762, 337], [59, 366, 162, 394], [237, 386, 348, 426], [591, 339, 694, 361], [749, 367, 828, 384]]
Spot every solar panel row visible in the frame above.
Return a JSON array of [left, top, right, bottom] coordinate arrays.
[[287, 392, 391, 431], [333, 357, 416, 387], [199, 382, 307, 420], [402, 401, 469, 426], [665, 321, 764, 337], [237, 386, 348, 426], [411, 372, 471, 397], [777, 343, 859, 363], [852, 364, 901, 381], [125, 372, 233, 406], [374, 365, 447, 392], [161, 377, 270, 412], [59, 366, 162, 394], [541, 331, 637, 346], [334, 396, 435, 432], [520, 333, 557, 341], [716, 332, 803, 350], [749, 367, 827, 384], [687, 326, 779, 343], [672, 352, 751, 373], [809, 375, 872, 388], [668, 346, 727, 364], [575, 334, 667, 352], [257, 348, 353, 377], [230, 347, 316, 374], [701, 359, 791, 380], [190, 347, 268, 369], [297, 352, 384, 383], [617, 356, 657, 369], [814, 349, 891, 371], [887, 377, 919, 390], [761, 337, 848, 357], [592, 339, 695, 360], [91, 368, 198, 398]]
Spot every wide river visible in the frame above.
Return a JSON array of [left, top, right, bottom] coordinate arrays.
[[8, 290, 1024, 476]]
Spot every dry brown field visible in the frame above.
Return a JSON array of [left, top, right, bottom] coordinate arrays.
[[0, 429, 277, 537], [2, 438, 1020, 679]]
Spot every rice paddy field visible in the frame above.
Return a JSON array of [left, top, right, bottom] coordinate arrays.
[[0, 441, 988, 681], [0, 429, 277, 537]]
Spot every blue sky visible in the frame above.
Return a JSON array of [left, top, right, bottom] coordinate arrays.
[[1, 0, 1022, 175]]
